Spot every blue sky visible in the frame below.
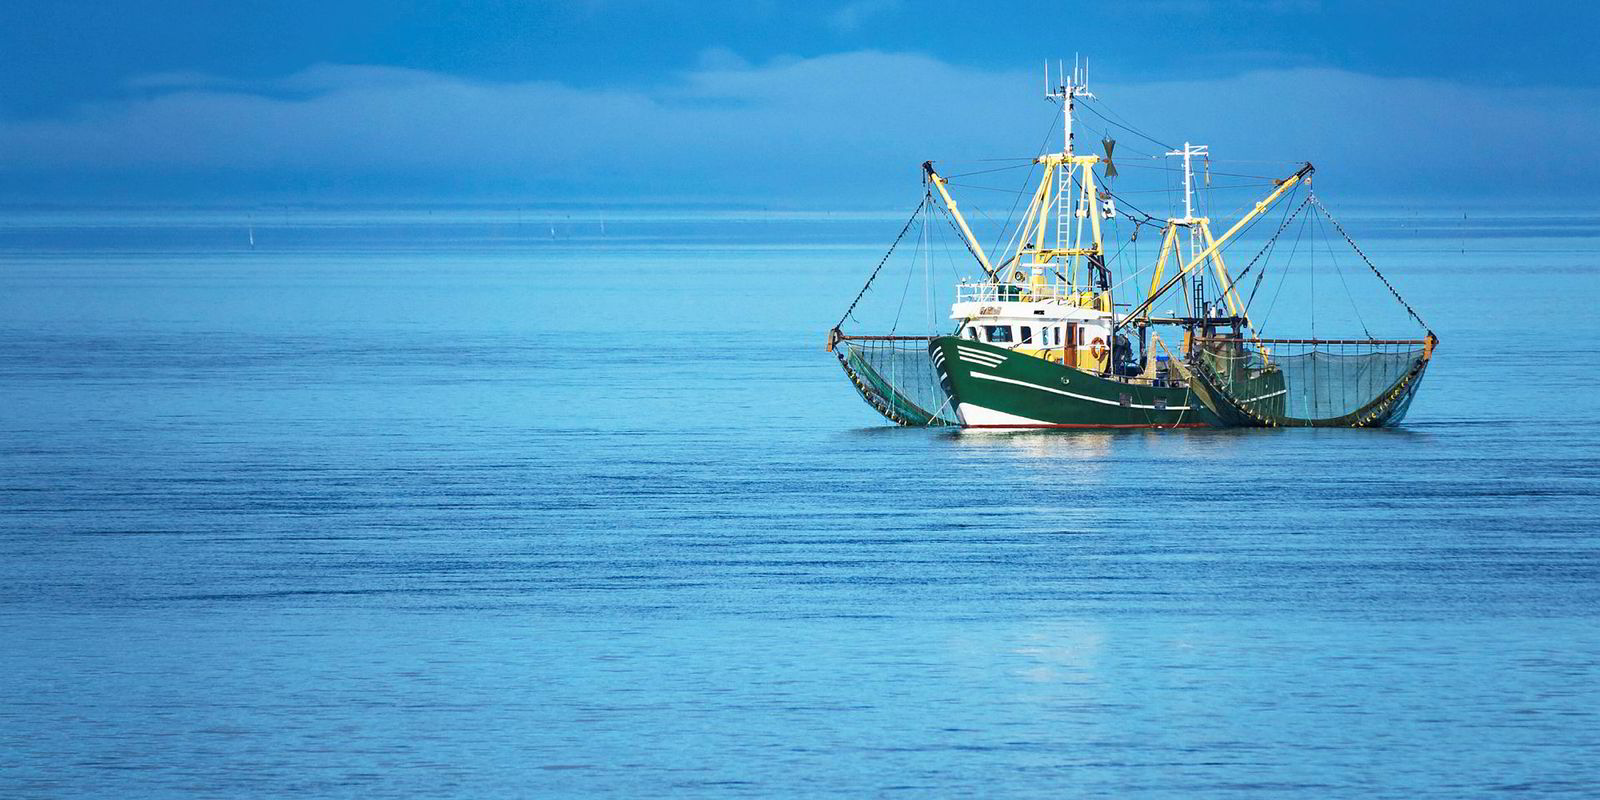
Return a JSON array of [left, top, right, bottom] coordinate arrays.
[[0, 0, 1595, 205]]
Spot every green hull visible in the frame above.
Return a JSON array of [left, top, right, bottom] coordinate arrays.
[[931, 337, 1217, 429]]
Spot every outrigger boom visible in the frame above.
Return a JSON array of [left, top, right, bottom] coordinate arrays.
[[1117, 161, 1315, 330], [923, 161, 995, 277]]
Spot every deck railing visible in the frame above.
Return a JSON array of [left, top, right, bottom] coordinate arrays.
[[954, 281, 1085, 304]]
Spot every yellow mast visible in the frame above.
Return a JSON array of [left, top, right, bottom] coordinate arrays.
[[1120, 162, 1314, 327], [1005, 59, 1108, 308]]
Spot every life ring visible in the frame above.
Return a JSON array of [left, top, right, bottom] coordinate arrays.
[[1089, 337, 1107, 360]]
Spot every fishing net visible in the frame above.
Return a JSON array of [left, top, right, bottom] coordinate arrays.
[[834, 336, 957, 426], [1190, 338, 1431, 427], [828, 192, 965, 427], [1174, 191, 1439, 428]]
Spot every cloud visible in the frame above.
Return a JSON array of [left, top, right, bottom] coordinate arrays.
[[0, 53, 1036, 200], [827, 0, 903, 34], [0, 51, 1594, 203], [123, 71, 237, 91]]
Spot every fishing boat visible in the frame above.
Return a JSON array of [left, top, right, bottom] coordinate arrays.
[[827, 61, 1436, 429]]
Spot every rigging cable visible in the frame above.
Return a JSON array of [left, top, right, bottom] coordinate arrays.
[[1234, 190, 1312, 288], [1309, 194, 1433, 333], [931, 200, 983, 272], [1255, 209, 1311, 337], [890, 195, 930, 334], [1079, 98, 1174, 151], [1109, 160, 1279, 181], [834, 196, 927, 329], [1241, 189, 1309, 312], [1312, 207, 1372, 338], [1099, 184, 1165, 233], [985, 108, 1068, 269], [945, 163, 1034, 179]]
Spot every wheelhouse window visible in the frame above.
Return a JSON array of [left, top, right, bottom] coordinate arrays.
[[983, 325, 1013, 343], [1020, 326, 1033, 345], [964, 326, 979, 340]]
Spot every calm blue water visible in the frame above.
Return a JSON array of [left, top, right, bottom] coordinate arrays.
[[3, 208, 1599, 797]]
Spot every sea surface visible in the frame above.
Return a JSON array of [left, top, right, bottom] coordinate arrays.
[[2, 205, 1598, 797]]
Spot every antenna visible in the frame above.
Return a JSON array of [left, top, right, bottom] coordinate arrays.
[[1039, 56, 1100, 269], [1165, 142, 1210, 265], [1165, 142, 1209, 223], [1045, 54, 1094, 155]]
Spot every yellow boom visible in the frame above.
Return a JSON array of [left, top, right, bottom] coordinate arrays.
[[923, 161, 995, 278], [1119, 163, 1313, 327]]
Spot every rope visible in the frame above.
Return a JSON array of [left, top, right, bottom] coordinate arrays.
[[1234, 191, 1311, 287], [931, 200, 989, 278], [946, 163, 1033, 179], [889, 202, 928, 333], [1102, 186, 1164, 229], [1309, 193, 1432, 333], [1254, 210, 1311, 337], [1312, 209, 1373, 339], [986, 109, 1067, 267], [835, 196, 927, 329], [1079, 98, 1173, 151]]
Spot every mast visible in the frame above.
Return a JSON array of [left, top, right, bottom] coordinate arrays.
[[1166, 142, 1207, 262], [1163, 142, 1207, 316], [1161, 142, 1258, 329], [1037, 58, 1102, 299], [1119, 162, 1314, 328], [1045, 59, 1093, 258]]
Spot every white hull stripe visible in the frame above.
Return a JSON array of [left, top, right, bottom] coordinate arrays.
[[969, 370, 1190, 411], [956, 346, 1004, 363], [956, 350, 1005, 367]]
